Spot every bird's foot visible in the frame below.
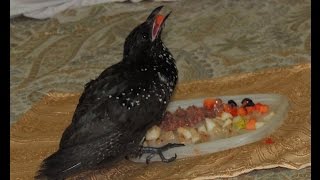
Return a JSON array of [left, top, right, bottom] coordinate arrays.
[[139, 143, 184, 164]]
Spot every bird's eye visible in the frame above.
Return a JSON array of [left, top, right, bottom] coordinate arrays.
[[142, 33, 148, 39]]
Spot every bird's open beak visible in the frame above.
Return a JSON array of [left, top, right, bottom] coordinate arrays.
[[147, 6, 172, 42]]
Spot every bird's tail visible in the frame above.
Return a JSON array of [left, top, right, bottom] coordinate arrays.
[[35, 136, 126, 180], [35, 147, 87, 180]]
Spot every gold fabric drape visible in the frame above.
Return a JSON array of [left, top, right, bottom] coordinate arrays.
[[10, 63, 310, 179]]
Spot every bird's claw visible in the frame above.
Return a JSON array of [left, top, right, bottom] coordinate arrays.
[[140, 143, 184, 164]]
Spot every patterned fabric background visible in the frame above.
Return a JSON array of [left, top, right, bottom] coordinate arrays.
[[10, 0, 310, 178]]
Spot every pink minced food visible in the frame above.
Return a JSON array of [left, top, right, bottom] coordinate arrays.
[[159, 105, 223, 131]]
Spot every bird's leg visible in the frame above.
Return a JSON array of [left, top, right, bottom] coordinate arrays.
[[139, 143, 185, 164]]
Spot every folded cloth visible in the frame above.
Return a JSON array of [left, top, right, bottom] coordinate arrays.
[[10, 0, 178, 19]]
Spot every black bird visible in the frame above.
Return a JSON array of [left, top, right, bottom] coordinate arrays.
[[36, 6, 183, 180]]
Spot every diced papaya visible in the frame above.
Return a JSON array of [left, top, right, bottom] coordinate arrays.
[[254, 103, 263, 111], [259, 105, 269, 113], [230, 108, 238, 116], [254, 103, 269, 113], [203, 98, 215, 110], [237, 107, 247, 116], [223, 104, 232, 113], [246, 118, 257, 130], [264, 137, 274, 144], [246, 106, 255, 114]]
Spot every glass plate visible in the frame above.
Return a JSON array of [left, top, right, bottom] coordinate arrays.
[[131, 93, 289, 163]]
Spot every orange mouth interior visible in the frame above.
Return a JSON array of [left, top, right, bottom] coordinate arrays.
[[152, 15, 165, 41]]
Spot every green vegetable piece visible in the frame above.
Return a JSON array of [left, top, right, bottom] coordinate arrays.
[[233, 118, 246, 130]]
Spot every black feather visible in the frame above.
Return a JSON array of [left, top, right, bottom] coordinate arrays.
[[35, 6, 177, 179]]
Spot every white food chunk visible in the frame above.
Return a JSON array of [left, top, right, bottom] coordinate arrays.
[[145, 125, 161, 140], [215, 117, 222, 121], [255, 122, 265, 129], [159, 130, 175, 142], [197, 124, 207, 134], [205, 118, 216, 132], [189, 128, 201, 143], [222, 119, 232, 128], [177, 127, 192, 140], [220, 112, 233, 121]]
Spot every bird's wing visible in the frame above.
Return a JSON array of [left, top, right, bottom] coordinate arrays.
[[59, 63, 164, 149], [59, 62, 131, 148]]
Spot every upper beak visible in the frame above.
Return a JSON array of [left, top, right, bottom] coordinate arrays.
[[146, 6, 172, 41]]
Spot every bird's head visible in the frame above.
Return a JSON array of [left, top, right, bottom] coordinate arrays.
[[123, 6, 171, 59]]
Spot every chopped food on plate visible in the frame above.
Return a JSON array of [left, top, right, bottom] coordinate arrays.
[[144, 98, 274, 147]]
